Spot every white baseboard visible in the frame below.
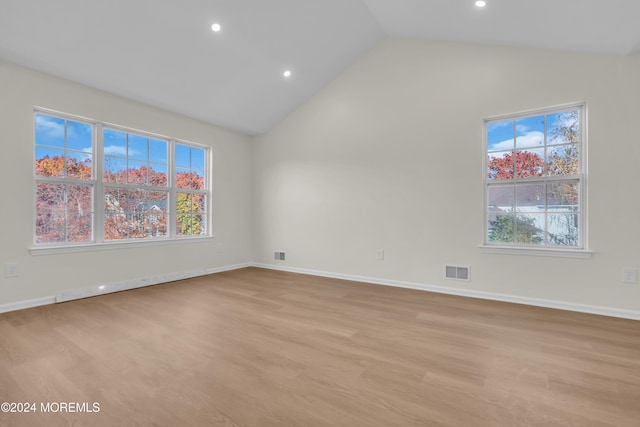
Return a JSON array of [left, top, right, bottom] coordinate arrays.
[[206, 262, 253, 275], [0, 296, 57, 314], [56, 262, 254, 303], [252, 263, 640, 321], [3, 262, 638, 321], [0, 262, 253, 314]]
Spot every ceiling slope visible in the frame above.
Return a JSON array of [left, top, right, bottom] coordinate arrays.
[[0, 0, 384, 135], [1, 0, 638, 135], [363, 0, 640, 56]]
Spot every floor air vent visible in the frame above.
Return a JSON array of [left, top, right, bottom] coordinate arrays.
[[445, 265, 469, 281]]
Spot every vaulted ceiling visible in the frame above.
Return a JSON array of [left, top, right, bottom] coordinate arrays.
[[2, 0, 639, 135]]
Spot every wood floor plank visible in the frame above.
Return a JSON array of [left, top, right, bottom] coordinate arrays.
[[1, 267, 639, 426]]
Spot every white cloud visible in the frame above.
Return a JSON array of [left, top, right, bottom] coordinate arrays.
[[104, 145, 129, 157], [515, 131, 544, 148], [488, 121, 511, 130], [35, 115, 64, 139], [490, 130, 544, 151], [490, 138, 515, 151]]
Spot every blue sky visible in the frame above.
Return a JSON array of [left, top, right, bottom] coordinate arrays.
[[36, 114, 91, 151], [175, 143, 205, 170], [488, 115, 544, 152], [103, 128, 205, 171], [37, 113, 210, 180], [36, 114, 92, 162], [103, 128, 168, 165], [488, 112, 576, 153]]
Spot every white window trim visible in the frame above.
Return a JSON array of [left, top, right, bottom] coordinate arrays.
[[32, 108, 213, 252], [29, 236, 215, 256], [478, 245, 592, 259], [481, 102, 589, 257]]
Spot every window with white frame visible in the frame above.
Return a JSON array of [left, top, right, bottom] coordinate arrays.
[[34, 110, 210, 247], [484, 104, 585, 250], [35, 114, 94, 243]]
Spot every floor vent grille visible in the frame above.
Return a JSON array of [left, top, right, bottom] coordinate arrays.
[[445, 265, 470, 281]]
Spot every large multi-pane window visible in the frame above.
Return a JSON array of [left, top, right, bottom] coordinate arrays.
[[484, 104, 585, 250], [34, 110, 210, 246]]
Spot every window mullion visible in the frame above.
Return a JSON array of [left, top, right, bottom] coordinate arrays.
[[512, 120, 517, 180], [512, 183, 517, 244], [95, 123, 105, 243], [169, 139, 176, 238], [487, 175, 579, 186], [543, 181, 548, 245]]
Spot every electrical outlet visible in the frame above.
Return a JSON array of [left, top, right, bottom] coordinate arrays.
[[376, 249, 384, 261], [622, 268, 637, 284], [5, 263, 18, 278]]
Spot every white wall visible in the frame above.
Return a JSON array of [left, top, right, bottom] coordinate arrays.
[[0, 61, 253, 306], [253, 39, 640, 312], [3, 40, 640, 315]]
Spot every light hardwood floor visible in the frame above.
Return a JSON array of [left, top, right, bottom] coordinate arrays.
[[1, 267, 639, 426]]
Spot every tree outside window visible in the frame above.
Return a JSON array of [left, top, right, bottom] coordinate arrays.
[[34, 111, 210, 246], [485, 106, 584, 248]]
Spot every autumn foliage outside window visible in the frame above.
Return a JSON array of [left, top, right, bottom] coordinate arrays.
[[103, 127, 172, 240], [174, 143, 207, 237], [35, 112, 209, 245], [485, 105, 584, 248], [35, 114, 94, 243]]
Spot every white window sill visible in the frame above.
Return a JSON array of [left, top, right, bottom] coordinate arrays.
[[30, 236, 215, 256], [479, 245, 592, 259]]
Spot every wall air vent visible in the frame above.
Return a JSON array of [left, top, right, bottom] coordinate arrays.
[[445, 265, 470, 281], [274, 252, 285, 261]]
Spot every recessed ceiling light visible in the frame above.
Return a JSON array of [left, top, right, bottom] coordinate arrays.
[[211, 23, 221, 32], [475, 1, 487, 7], [283, 70, 292, 78]]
